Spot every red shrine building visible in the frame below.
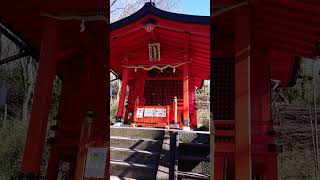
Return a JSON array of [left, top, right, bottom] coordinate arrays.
[[213, 1, 320, 180], [0, 0, 320, 179], [1, 0, 109, 179], [110, 2, 210, 129]]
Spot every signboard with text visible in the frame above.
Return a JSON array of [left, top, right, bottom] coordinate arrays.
[[144, 108, 155, 117], [135, 107, 167, 118]]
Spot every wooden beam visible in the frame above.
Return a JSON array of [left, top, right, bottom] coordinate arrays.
[[255, 14, 320, 35], [21, 19, 60, 177], [258, 5, 320, 25], [261, 0, 320, 16], [234, 6, 251, 180]]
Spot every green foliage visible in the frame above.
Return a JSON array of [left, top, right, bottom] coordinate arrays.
[[0, 120, 27, 180], [195, 84, 210, 129], [0, 64, 24, 120], [275, 59, 320, 179], [0, 73, 61, 179], [197, 109, 209, 128], [279, 150, 315, 180], [110, 97, 119, 124]]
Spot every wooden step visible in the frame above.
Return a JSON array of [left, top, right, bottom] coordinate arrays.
[[177, 171, 210, 180], [178, 155, 210, 162], [178, 136, 210, 177], [110, 127, 164, 180], [110, 147, 160, 164], [179, 142, 210, 148], [110, 160, 157, 180], [110, 127, 164, 140], [178, 143, 210, 157], [110, 136, 162, 152], [110, 175, 136, 180]]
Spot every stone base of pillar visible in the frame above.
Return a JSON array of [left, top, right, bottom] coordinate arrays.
[[182, 126, 190, 131], [113, 122, 123, 127], [170, 123, 180, 129]]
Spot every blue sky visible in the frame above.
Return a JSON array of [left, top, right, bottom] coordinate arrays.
[[180, 0, 210, 16], [110, 0, 210, 22]]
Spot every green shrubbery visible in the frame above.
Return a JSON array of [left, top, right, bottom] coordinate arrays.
[[110, 97, 119, 124], [0, 120, 27, 180]]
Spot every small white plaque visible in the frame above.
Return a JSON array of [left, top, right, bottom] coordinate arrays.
[[136, 108, 144, 118], [144, 108, 155, 117], [84, 147, 107, 178], [154, 108, 166, 117]]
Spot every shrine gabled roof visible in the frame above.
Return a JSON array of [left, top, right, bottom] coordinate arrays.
[[110, 2, 209, 31], [110, 2, 210, 88]]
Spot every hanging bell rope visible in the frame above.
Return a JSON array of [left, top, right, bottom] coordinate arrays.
[[122, 61, 189, 72]]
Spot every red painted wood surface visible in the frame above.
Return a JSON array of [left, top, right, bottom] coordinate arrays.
[[116, 67, 129, 118], [110, 12, 210, 89], [133, 105, 170, 128], [21, 18, 60, 176], [13, 15, 110, 180], [2, 0, 320, 179], [211, 0, 320, 179]]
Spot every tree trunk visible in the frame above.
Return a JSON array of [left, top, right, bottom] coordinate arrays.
[[21, 57, 37, 122], [0, 33, 2, 57]]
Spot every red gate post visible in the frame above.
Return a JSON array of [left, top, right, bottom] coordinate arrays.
[[116, 67, 129, 123], [45, 147, 60, 180], [234, 5, 252, 180], [81, 24, 109, 179], [166, 105, 170, 128], [264, 155, 278, 180], [190, 87, 197, 128], [90, 45, 110, 180], [75, 111, 93, 180], [214, 156, 225, 180], [21, 18, 60, 179], [173, 96, 178, 125], [135, 96, 140, 107], [183, 63, 190, 130]]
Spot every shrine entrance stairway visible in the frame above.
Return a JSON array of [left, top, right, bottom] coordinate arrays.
[[110, 127, 165, 180]]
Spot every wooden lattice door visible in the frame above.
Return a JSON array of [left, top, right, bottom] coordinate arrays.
[[144, 80, 183, 106]]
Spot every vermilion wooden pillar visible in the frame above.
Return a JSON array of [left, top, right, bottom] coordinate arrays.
[[190, 85, 197, 128], [173, 96, 178, 124], [75, 117, 93, 179], [183, 63, 190, 127], [90, 52, 110, 180], [251, 48, 270, 137], [265, 156, 278, 180], [81, 22, 109, 179], [214, 157, 225, 180], [234, 6, 252, 180], [116, 67, 129, 122], [21, 18, 60, 178], [251, 48, 275, 179], [45, 148, 60, 180], [258, 155, 278, 180]]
